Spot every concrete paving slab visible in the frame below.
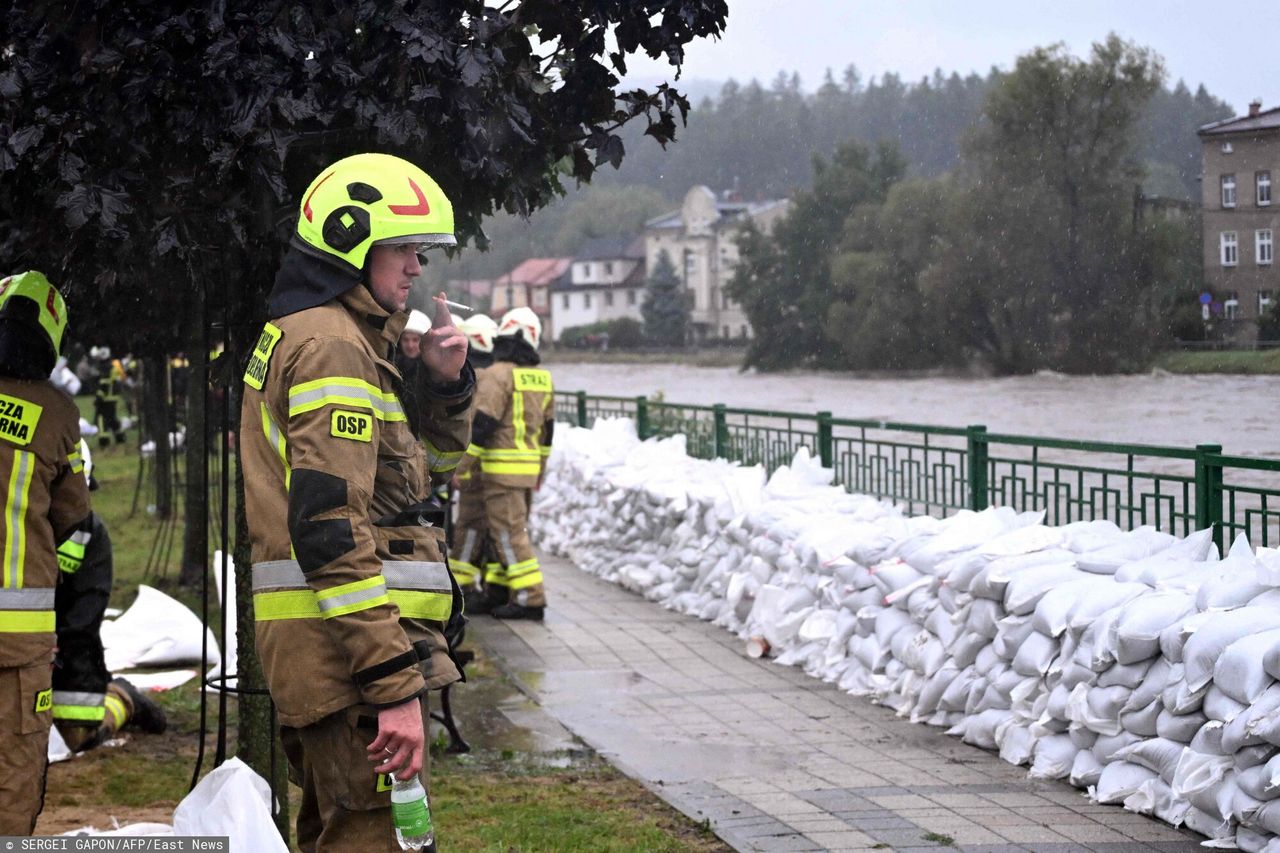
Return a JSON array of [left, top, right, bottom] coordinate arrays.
[[465, 554, 1208, 853]]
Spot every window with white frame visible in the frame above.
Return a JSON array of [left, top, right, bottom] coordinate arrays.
[[605, 290, 614, 307], [604, 261, 614, 276], [627, 289, 636, 306], [561, 293, 569, 309], [1222, 141, 1234, 154], [1259, 171, 1273, 207], [1225, 290, 1240, 320], [1259, 229, 1274, 265], [1258, 290, 1273, 316], [1222, 174, 1237, 208], [583, 292, 592, 309], [683, 250, 697, 278], [1222, 231, 1239, 266]]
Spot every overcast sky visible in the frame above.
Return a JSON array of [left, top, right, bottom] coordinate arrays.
[[621, 0, 1279, 114]]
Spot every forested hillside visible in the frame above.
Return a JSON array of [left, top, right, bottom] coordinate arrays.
[[433, 62, 1233, 288]]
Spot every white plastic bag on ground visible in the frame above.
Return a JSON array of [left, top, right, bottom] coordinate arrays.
[[101, 585, 220, 671], [172, 757, 287, 852]]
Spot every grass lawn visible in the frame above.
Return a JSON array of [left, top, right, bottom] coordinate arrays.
[[42, 399, 728, 851], [1155, 349, 1280, 374]]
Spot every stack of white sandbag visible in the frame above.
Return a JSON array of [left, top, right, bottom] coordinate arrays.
[[531, 418, 1280, 850]]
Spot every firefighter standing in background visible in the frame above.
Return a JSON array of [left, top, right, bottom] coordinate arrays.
[[90, 347, 126, 448], [455, 307, 554, 621], [447, 314, 499, 610], [51, 441, 167, 753], [240, 153, 473, 851], [0, 271, 91, 835]]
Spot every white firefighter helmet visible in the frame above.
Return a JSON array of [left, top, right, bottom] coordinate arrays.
[[89, 345, 111, 360], [496, 307, 541, 350], [403, 309, 430, 335], [458, 313, 498, 353]]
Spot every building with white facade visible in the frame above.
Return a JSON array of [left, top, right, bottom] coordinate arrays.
[[549, 236, 646, 342], [643, 186, 789, 342]]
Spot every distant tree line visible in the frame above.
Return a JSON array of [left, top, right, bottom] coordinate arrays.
[[728, 36, 1204, 375], [439, 50, 1232, 286]]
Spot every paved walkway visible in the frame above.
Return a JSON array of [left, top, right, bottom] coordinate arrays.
[[468, 555, 1206, 853]]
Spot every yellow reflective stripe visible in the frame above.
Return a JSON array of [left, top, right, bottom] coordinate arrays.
[[253, 590, 320, 620], [539, 446, 552, 457], [479, 461, 542, 476], [0, 610, 54, 632], [57, 539, 87, 574], [423, 439, 464, 473], [388, 590, 452, 621], [53, 704, 106, 722], [477, 448, 541, 459], [67, 449, 83, 474], [5, 450, 34, 588], [315, 575, 389, 618], [505, 558, 540, 578], [484, 565, 510, 586], [287, 377, 405, 422], [508, 569, 544, 591], [104, 693, 127, 730], [465, 444, 483, 458], [512, 387, 527, 450], [261, 404, 293, 558], [450, 560, 481, 582]]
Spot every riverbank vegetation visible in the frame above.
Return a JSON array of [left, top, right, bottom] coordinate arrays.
[[729, 35, 1205, 376]]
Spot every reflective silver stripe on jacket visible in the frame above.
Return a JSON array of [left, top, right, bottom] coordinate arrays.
[[316, 580, 388, 615], [0, 588, 56, 609], [252, 559, 451, 592], [52, 690, 106, 706], [287, 383, 406, 420]]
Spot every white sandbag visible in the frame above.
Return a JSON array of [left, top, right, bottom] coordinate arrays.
[[1070, 749, 1104, 787], [1065, 582, 1150, 634], [1029, 734, 1077, 780], [1098, 658, 1152, 690], [1239, 764, 1280, 801], [1184, 607, 1280, 692], [1031, 577, 1107, 638], [1173, 747, 1235, 798], [1119, 700, 1161, 737], [1183, 805, 1235, 840], [1075, 526, 1175, 575], [1197, 534, 1264, 610], [101, 585, 221, 671], [171, 757, 288, 852], [1215, 628, 1280, 706], [1011, 630, 1058, 677], [966, 548, 1075, 599], [1092, 761, 1158, 804], [1161, 610, 1213, 663], [1225, 685, 1280, 753], [1108, 590, 1195, 665], [1204, 685, 1252, 725], [1003, 564, 1092, 615], [1114, 737, 1188, 782], [1158, 708, 1209, 743]]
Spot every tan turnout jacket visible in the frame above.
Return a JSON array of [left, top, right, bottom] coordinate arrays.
[[458, 361, 553, 489], [0, 377, 90, 669], [240, 286, 473, 727]]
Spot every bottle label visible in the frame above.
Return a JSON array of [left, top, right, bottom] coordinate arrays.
[[393, 799, 433, 835]]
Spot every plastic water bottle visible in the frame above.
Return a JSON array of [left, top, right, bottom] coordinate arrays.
[[390, 772, 436, 851]]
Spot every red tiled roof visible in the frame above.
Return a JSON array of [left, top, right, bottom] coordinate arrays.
[[497, 257, 572, 287]]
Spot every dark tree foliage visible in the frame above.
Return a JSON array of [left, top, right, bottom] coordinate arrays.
[[726, 140, 903, 370], [1, 0, 729, 354], [641, 248, 687, 346], [595, 63, 1231, 202]]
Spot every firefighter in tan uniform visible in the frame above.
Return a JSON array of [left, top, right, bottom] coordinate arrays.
[[0, 272, 91, 835], [240, 154, 472, 852], [456, 307, 554, 621], [448, 314, 498, 608]]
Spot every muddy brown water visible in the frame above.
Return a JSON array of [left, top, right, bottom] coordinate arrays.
[[552, 364, 1280, 457]]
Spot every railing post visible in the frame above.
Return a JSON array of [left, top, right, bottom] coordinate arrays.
[[635, 396, 649, 440], [817, 411, 833, 469], [576, 390, 588, 428], [967, 425, 989, 511], [1195, 443, 1224, 552], [713, 404, 729, 459]]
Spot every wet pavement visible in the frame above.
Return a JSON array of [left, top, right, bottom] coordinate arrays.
[[463, 554, 1208, 853]]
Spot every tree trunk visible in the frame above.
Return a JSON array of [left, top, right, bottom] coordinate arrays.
[[143, 356, 173, 519], [180, 296, 209, 588], [229, 310, 290, 841]]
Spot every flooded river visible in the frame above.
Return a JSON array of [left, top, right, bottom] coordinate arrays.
[[550, 364, 1280, 458]]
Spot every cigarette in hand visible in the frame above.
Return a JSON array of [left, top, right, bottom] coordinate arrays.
[[442, 299, 472, 313]]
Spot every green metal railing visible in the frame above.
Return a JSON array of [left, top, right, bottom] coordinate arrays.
[[555, 391, 1280, 552]]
